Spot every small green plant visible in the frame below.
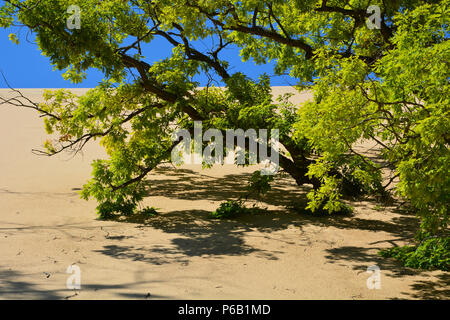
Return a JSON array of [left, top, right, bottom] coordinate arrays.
[[378, 237, 450, 271], [246, 171, 274, 198], [210, 200, 250, 219], [373, 204, 384, 211], [139, 206, 159, 217], [210, 170, 272, 219], [97, 199, 136, 220]]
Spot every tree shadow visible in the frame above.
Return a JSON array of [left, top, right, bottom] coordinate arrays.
[[95, 166, 446, 299], [95, 166, 422, 265], [96, 209, 284, 266], [324, 246, 420, 278], [402, 273, 450, 299], [0, 267, 171, 300], [0, 268, 62, 299], [147, 166, 309, 207], [96, 203, 421, 270]]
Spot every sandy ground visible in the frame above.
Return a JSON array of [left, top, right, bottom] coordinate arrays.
[[0, 88, 448, 300]]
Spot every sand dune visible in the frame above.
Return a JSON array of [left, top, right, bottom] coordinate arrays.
[[0, 88, 448, 300]]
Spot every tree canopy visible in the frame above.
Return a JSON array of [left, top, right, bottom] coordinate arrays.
[[1, 1, 448, 267]]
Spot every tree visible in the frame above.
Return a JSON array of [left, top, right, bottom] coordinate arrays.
[[1, 1, 448, 267]]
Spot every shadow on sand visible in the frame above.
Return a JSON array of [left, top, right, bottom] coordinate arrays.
[[93, 166, 449, 299], [0, 268, 170, 300], [1, 167, 447, 299]]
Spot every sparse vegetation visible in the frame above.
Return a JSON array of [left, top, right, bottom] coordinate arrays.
[[210, 200, 250, 219], [140, 206, 159, 218], [379, 237, 450, 271]]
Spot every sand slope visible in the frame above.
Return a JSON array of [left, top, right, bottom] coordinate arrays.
[[0, 88, 448, 300]]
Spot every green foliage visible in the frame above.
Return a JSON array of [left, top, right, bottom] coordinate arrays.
[[290, 198, 353, 216], [96, 199, 137, 220], [139, 206, 159, 218], [295, 1, 449, 234], [8, 32, 19, 44], [210, 170, 273, 219], [210, 200, 250, 219], [379, 237, 450, 271], [246, 171, 274, 198]]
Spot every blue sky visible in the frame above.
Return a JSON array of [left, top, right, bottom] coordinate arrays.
[[0, 26, 297, 88]]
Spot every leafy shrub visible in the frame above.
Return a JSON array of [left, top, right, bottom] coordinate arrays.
[[97, 200, 158, 220], [210, 200, 250, 219], [139, 206, 159, 217], [97, 199, 136, 220], [246, 171, 274, 198], [379, 237, 450, 271]]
